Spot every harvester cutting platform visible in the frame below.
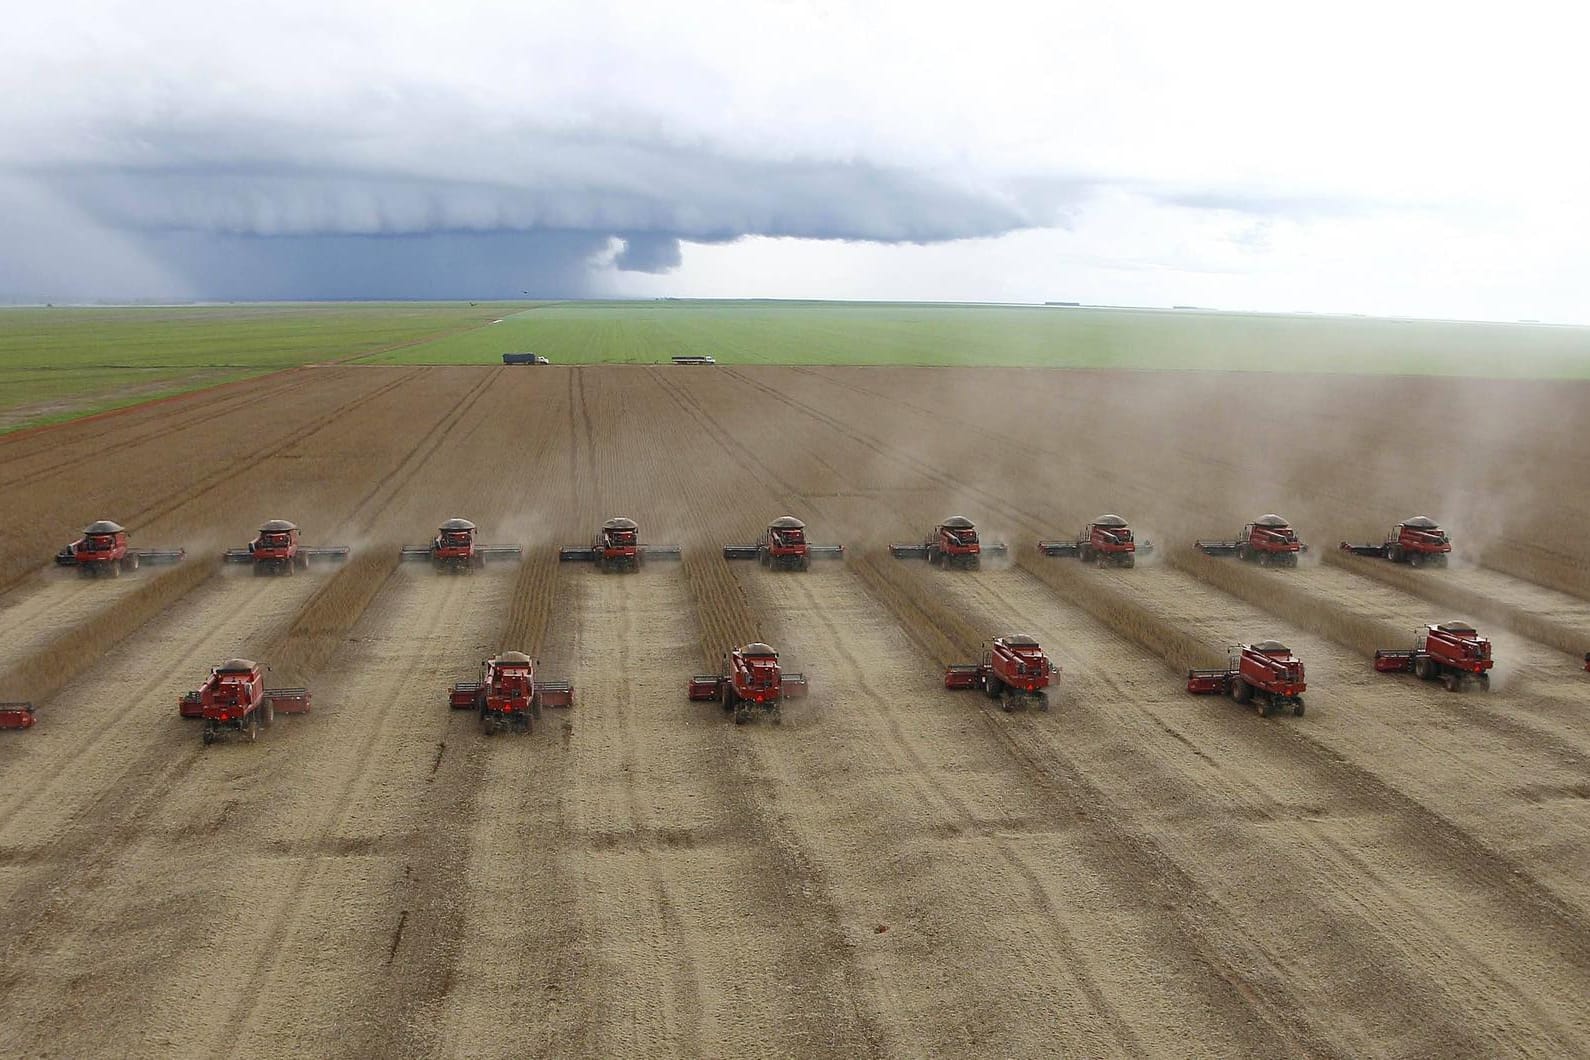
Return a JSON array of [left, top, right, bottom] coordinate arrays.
[[178, 659, 310, 745], [0, 702, 37, 731], [449, 651, 574, 735], [1039, 514, 1152, 567], [1188, 642, 1307, 717], [54, 520, 185, 577], [689, 643, 808, 724], [560, 517, 682, 572], [890, 516, 1007, 569], [223, 520, 350, 575], [723, 517, 843, 571], [1196, 514, 1308, 567], [1375, 622, 1493, 691], [1341, 516, 1452, 567], [945, 635, 1055, 711], [402, 518, 522, 573]]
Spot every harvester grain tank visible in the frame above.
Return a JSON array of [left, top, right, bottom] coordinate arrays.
[[178, 659, 311, 744], [54, 520, 185, 577], [0, 702, 37, 731], [559, 517, 683, 572], [1374, 622, 1493, 691], [1038, 514, 1152, 567], [1196, 514, 1307, 567], [401, 518, 523, 573], [944, 635, 1055, 711], [723, 516, 844, 571], [448, 651, 574, 735], [890, 516, 1007, 570], [689, 643, 808, 724], [1340, 516, 1452, 567], [223, 520, 351, 575], [1187, 641, 1307, 717]]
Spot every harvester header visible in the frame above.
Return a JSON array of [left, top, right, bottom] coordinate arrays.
[[223, 520, 351, 575], [1341, 516, 1451, 567], [0, 702, 37, 731], [1038, 514, 1152, 567], [54, 519, 185, 577], [560, 516, 683, 572], [689, 642, 808, 724], [402, 517, 523, 573], [723, 516, 844, 571], [890, 516, 1007, 569], [1196, 514, 1307, 567]]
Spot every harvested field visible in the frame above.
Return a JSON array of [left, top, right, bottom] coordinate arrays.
[[1, 363, 1588, 1058]]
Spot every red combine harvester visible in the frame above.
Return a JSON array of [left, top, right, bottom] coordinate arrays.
[[945, 635, 1055, 711], [1196, 514, 1308, 567], [1375, 622, 1493, 692], [401, 518, 523, 573], [1340, 516, 1452, 568], [559, 517, 683, 572], [1038, 514, 1153, 568], [223, 520, 350, 575], [178, 659, 311, 745], [689, 643, 809, 724], [1187, 641, 1307, 717], [448, 651, 574, 735], [890, 516, 1008, 570], [54, 520, 185, 577], [0, 702, 37, 731], [723, 517, 844, 572]]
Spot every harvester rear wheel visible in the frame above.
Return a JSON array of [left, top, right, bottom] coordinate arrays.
[[1442, 672, 1459, 692], [1478, 672, 1490, 691], [1408, 552, 1424, 568], [1292, 699, 1305, 717], [202, 725, 215, 745], [1257, 552, 1272, 568], [1035, 692, 1050, 713], [770, 708, 782, 726], [734, 706, 750, 725]]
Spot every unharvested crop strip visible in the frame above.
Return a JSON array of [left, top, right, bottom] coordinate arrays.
[[1325, 550, 1587, 659], [257, 551, 400, 686], [0, 559, 218, 703]]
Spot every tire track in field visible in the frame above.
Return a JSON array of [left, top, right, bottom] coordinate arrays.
[[0, 574, 319, 998], [940, 566, 1590, 1054], [761, 572, 1151, 1056], [0, 371, 314, 492]]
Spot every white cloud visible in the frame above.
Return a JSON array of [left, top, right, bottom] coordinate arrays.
[[0, 0, 1587, 314]]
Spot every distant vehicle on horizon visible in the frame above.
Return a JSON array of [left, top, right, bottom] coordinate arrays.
[[502, 352, 550, 365]]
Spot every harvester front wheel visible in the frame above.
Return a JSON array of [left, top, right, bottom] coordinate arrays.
[[1232, 679, 1252, 705], [262, 699, 275, 728], [1414, 656, 1433, 681], [1441, 672, 1459, 693], [982, 673, 1002, 700], [1408, 551, 1424, 568]]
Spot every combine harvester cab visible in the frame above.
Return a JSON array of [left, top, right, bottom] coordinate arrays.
[[0, 701, 38, 731], [723, 516, 843, 572], [1038, 514, 1152, 568], [1196, 514, 1307, 568], [689, 642, 807, 725], [1340, 516, 1451, 568], [1374, 622, 1493, 692], [448, 651, 574, 735], [944, 635, 1055, 712], [401, 518, 523, 574], [223, 520, 351, 575], [1187, 641, 1307, 718], [178, 658, 311, 745], [890, 516, 1007, 570], [559, 517, 683, 573], [54, 520, 185, 577]]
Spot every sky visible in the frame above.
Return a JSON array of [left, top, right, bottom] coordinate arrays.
[[1, 1, 1587, 321]]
